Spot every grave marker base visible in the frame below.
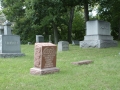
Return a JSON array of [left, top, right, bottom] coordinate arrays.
[[80, 40, 117, 48], [30, 67, 60, 75], [0, 53, 25, 58]]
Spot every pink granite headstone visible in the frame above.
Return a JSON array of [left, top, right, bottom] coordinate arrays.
[[30, 43, 60, 75]]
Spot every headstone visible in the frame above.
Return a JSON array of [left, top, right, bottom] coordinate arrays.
[[30, 43, 60, 75], [72, 40, 79, 45], [0, 20, 25, 58], [49, 35, 52, 43], [58, 41, 69, 51], [80, 20, 117, 48], [36, 35, 44, 43]]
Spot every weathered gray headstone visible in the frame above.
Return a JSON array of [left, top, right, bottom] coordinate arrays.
[[0, 20, 25, 58], [58, 41, 69, 51], [36, 35, 44, 43], [80, 20, 117, 48], [72, 40, 79, 45], [0, 35, 21, 53]]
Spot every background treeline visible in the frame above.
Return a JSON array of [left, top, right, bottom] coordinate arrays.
[[1, 0, 120, 44]]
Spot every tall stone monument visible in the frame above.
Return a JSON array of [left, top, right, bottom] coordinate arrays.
[[0, 20, 25, 58], [80, 20, 117, 48], [30, 43, 59, 75]]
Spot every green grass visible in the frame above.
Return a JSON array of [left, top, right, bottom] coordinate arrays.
[[0, 42, 120, 90]]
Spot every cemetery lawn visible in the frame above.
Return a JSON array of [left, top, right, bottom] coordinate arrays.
[[0, 42, 120, 90]]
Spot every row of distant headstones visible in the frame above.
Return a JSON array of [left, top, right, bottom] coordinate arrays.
[[29, 35, 77, 51], [29, 35, 78, 44]]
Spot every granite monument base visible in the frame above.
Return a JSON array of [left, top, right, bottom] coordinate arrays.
[[0, 53, 25, 58], [84, 35, 113, 40], [80, 40, 117, 48], [30, 67, 60, 75]]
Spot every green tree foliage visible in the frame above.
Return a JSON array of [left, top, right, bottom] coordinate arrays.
[[98, 0, 120, 40], [1, 0, 34, 44], [1, 0, 99, 44], [25, 0, 67, 44], [2, 0, 25, 21], [72, 9, 85, 40], [61, 0, 82, 43]]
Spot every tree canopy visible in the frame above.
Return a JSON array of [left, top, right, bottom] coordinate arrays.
[[1, 0, 120, 44], [98, 0, 120, 40]]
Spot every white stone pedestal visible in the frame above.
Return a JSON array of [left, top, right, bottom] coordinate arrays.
[[30, 67, 60, 75]]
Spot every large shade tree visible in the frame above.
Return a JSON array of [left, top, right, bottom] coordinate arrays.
[[61, 0, 82, 43], [25, 0, 67, 44]]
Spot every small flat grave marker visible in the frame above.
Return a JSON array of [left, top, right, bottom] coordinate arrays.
[[71, 60, 93, 65]]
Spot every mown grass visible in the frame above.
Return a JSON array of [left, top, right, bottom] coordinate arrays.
[[0, 42, 120, 90]]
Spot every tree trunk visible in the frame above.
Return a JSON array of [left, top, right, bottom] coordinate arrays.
[[52, 21, 58, 44], [84, 0, 89, 22], [83, 0, 89, 35], [68, 7, 75, 43], [118, 19, 120, 40]]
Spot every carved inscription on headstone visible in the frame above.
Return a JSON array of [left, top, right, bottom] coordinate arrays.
[[43, 47, 56, 68], [99, 21, 110, 35]]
